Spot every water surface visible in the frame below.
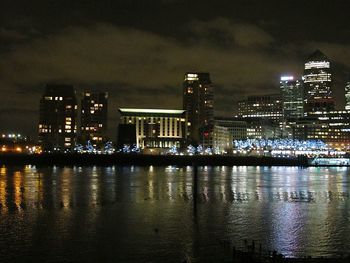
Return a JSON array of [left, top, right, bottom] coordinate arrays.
[[0, 165, 350, 262]]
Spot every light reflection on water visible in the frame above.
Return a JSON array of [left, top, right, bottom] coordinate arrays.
[[0, 165, 350, 262]]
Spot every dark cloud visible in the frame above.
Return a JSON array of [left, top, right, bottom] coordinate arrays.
[[0, 28, 28, 41], [190, 18, 274, 48]]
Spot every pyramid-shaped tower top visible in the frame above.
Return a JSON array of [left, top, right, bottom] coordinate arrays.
[[307, 50, 329, 62]]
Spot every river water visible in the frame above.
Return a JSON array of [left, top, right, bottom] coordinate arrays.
[[0, 165, 350, 262]]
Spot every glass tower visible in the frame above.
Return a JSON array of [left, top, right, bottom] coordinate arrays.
[[280, 76, 304, 119], [303, 50, 334, 113]]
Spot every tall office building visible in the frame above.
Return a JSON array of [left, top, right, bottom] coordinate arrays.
[[238, 94, 284, 138], [345, 78, 350, 110], [280, 76, 304, 119], [183, 72, 214, 145], [80, 91, 108, 147], [38, 84, 78, 151], [303, 50, 334, 112]]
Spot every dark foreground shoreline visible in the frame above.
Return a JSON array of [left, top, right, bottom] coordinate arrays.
[[0, 153, 309, 166]]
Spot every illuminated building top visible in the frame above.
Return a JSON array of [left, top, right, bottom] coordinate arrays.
[[184, 73, 199, 81], [119, 108, 185, 114], [280, 76, 294, 81], [303, 50, 334, 112]]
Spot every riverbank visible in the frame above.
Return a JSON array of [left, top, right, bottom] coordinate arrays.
[[0, 153, 308, 166]]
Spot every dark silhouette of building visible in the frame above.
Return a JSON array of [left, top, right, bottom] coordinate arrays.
[[80, 91, 108, 147], [38, 84, 77, 152], [183, 72, 214, 145], [117, 124, 137, 149], [303, 50, 334, 113]]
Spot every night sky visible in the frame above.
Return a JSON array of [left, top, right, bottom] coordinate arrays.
[[1, 0, 350, 138]]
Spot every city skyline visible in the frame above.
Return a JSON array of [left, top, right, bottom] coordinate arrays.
[[2, 51, 350, 141], [1, 0, 350, 137], [3, 2, 350, 262]]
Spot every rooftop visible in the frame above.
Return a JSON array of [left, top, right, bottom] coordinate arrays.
[[118, 108, 185, 114], [307, 49, 329, 62]]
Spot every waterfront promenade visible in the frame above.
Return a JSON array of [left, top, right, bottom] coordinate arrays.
[[0, 153, 308, 166]]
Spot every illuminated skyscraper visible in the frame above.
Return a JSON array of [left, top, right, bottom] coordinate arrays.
[[183, 72, 214, 145], [303, 50, 334, 113], [80, 91, 108, 147], [280, 76, 303, 118], [38, 84, 78, 152], [345, 78, 350, 110]]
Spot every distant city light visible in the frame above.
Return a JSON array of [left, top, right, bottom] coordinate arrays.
[[233, 139, 342, 157], [281, 76, 294, 81]]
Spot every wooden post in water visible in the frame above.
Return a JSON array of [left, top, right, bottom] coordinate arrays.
[[232, 246, 236, 262], [193, 146, 198, 217]]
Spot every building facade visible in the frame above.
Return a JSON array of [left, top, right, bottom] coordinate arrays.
[[246, 118, 280, 139], [80, 91, 108, 147], [38, 84, 78, 152], [183, 72, 214, 145], [238, 94, 283, 122], [213, 125, 230, 153], [291, 111, 350, 149], [118, 108, 187, 150], [215, 117, 248, 140], [303, 50, 334, 113], [214, 117, 248, 150], [280, 76, 304, 119], [345, 79, 350, 110]]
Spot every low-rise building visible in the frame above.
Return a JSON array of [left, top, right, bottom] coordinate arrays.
[[213, 125, 230, 153], [118, 108, 187, 150]]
